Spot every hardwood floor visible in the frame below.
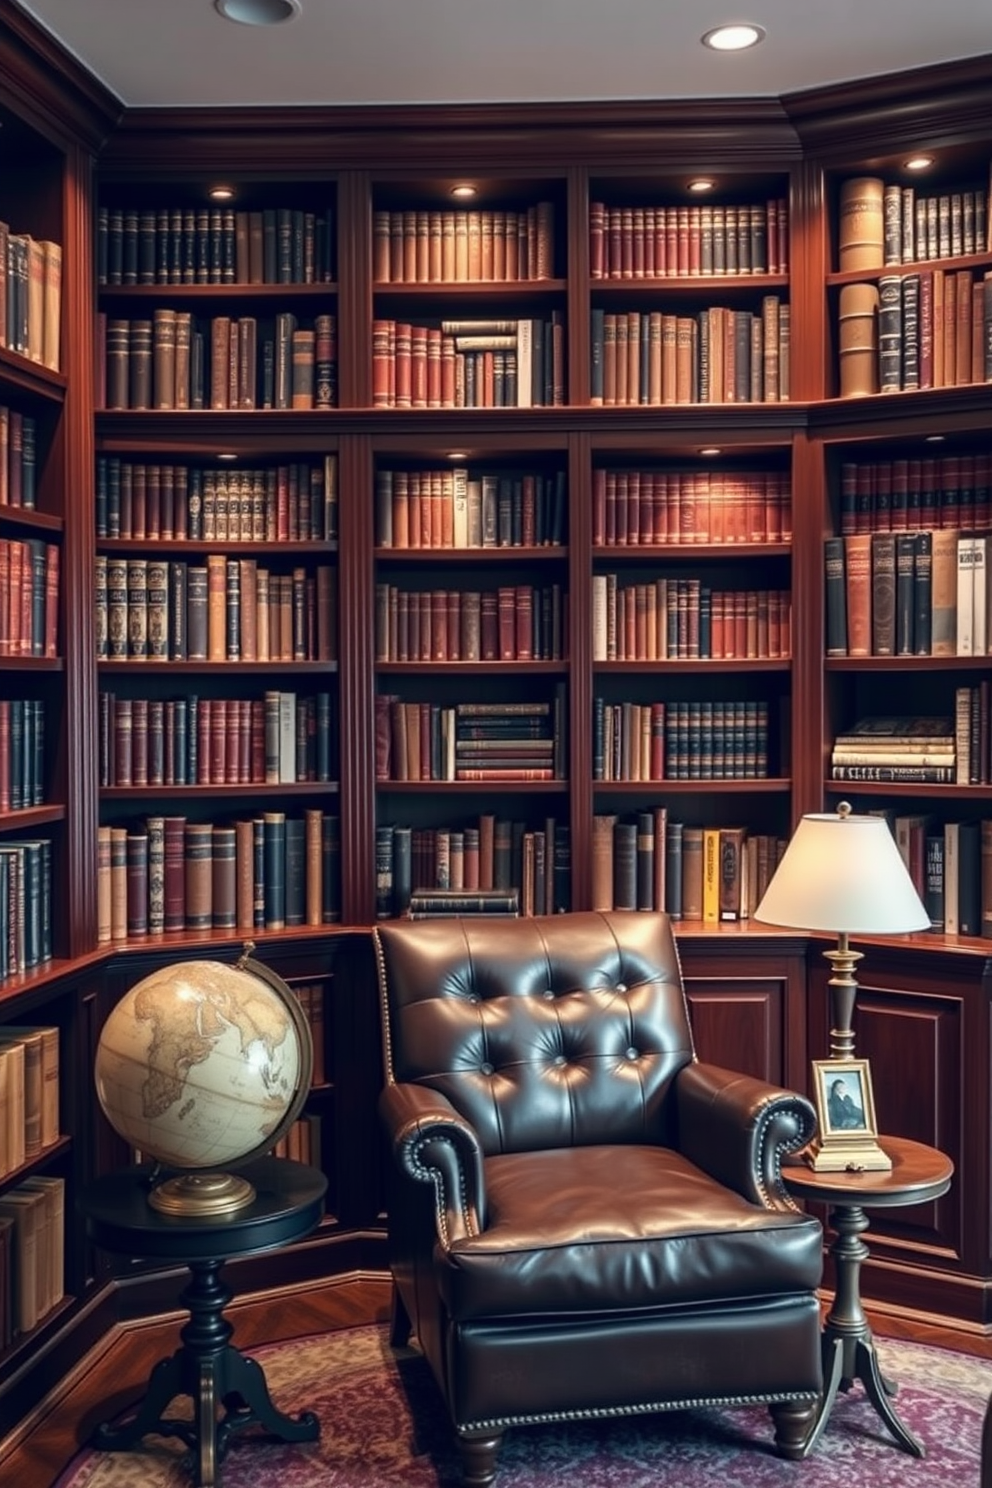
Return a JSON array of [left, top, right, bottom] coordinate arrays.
[[0, 1272, 392, 1488]]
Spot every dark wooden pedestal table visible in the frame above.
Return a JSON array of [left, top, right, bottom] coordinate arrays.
[[80, 1156, 328, 1487], [784, 1136, 953, 1459]]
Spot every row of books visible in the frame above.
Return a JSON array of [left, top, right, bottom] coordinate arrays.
[[593, 698, 771, 782], [0, 839, 52, 980], [838, 175, 990, 271], [837, 270, 992, 399], [590, 809, 786, 923], [593, 468, 792, 548], [838, 452, 992, 536], [886, 813, 992, 937], [374, 583, 567, 663], [0, 1174, 64, 1340], [374, 816, 570, 919], [955, 684, 992, 786], [94, 556, 337, 663], [591, 298, 789, 406], [590, 198, 789, 279], [374, 467, 567, 550], [825, 529, 990, 659], [97, 203, 336, 286], [829, 714, 955, 784], [372, 202, 555, 283], [95, 810, 342, 942], [0, 226, 61, 371], [271, 1113, 323, 1167], [592, 577, 791, 662], [376, 696, 566, 783], [95, 456, 339, 544], [0, 538, 59, 660], [371, 316, 566, 409], [99, 310, 338, 411], [0, 407, 36, 510], [0, 1025, 59, 1175], [0, 699, 45, 812], [98, 691, 334, 789]]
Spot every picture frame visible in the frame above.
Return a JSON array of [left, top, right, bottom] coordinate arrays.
[[808, 1058, 891, 1172]]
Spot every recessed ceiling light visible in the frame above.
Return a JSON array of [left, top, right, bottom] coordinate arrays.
[[699, 446, 722, 457], [217, 452, 238, 461], [447, 452, 468, 461], [214, 0, 300, 25], [925, 434, 945, 443], [688, 178, 716, 194], [904, 155, 934, 172], [209, 185, 236, 201], [451, 185, 477, 200], [701, 23, 766, 52]]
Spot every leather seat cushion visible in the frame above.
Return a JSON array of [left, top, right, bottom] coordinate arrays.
[[438, 1144, 824, 1322]]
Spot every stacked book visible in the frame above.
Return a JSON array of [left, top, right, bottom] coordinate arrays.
[[830, 715, 955, 783]]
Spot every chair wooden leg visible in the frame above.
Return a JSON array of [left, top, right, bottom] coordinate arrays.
[[769, 1399, 817, 1459], [456, 1429, 504, 1487], [388, 1284, 412, 1349]]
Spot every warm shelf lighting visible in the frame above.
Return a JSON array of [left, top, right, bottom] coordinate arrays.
[[925, 434, 945, 443], [699, 446, 722, 457], [451, 185, 477, 200], [217, 453, 238, 461], [208, 185, 236, 201], [904, 155, 934, 172], [701, 23, 766, 52], [447, 452, 468, 461], [688, 178, 716, 194], [214, 0, 300, 23]]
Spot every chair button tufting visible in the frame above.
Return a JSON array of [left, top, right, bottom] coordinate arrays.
[[553, 1054, 566, 1066], [626, 1047, 638, 1061], [616, 982, 627, 994], [543, 989, 555, 1000], [480, 1061, 494, 1076]]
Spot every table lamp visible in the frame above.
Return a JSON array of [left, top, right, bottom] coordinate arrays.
[[754, 801, 930, 1170]]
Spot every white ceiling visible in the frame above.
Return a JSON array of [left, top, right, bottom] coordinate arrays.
[[15, 0, 992, 111]]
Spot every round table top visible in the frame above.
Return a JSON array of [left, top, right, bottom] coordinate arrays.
[[80, 1156, 328, 1262], [783, 1135, 953, 1209]]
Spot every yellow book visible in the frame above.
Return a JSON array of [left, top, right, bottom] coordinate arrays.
[[702, 827, 721, 923]]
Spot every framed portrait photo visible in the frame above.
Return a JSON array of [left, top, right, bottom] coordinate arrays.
[[808, 1058, 890, 1172]]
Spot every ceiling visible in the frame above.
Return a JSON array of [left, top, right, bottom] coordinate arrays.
[[15, 0, 992, 112]]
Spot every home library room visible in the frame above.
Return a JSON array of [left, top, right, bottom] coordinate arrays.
[[1, 0, 992, 1446]]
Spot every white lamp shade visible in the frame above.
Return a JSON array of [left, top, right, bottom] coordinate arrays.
[[754, 809, 931, 936]]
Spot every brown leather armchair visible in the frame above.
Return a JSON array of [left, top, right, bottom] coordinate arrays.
[[375, 910, 823, 1486]]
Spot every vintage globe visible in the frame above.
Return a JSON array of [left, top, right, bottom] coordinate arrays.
[[95, 952, 313, 1216]]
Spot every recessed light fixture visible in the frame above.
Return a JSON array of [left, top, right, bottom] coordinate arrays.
[[214, 0, 300, 25], [209, 185, 236, 201], [699, 446, 722, 457], [904, 155, 934, 172], [688, 178, 716, 194], [701, 22, 766, 52], [447, 452, 468, 461], [217, 452, 238, 461], [451, 185, 477, 200], [925, 434, 945, 444]]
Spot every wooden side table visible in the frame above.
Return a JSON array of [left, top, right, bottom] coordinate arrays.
[[80, 1156, 328, 1487], [783, 1135, 953, 1459]]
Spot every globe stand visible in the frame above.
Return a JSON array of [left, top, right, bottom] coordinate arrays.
[[93, 1255, 319, 1486], [148, 1170, 257, 1217]]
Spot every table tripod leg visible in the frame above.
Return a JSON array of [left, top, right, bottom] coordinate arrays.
[[796, 1334, 847, 1459], [215, 1349, 319, 1448], [857, 1339, 925, 1457], [92, 1350, 191, 1452], [197, 1359, 218, 1487]]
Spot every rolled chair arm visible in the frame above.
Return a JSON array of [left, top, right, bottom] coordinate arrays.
[[379, 1081, 487, 1244], [675, 1061, 817, 1211]]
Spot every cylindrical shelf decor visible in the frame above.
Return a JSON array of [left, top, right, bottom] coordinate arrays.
[[838, 177, 884, 271], [838, 282, 879, 398]]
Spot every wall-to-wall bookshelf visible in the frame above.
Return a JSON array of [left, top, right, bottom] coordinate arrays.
[[1, 5, 992, 1449]]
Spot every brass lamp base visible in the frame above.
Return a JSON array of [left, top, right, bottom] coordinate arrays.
[[805, 1137, 892, 1174], [147, 1170, 256, 1217]]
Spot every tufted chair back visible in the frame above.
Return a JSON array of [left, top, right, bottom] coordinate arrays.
[[377, 909, 694, 1155]]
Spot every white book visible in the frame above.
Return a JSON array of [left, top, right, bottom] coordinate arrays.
[[451, 465, 468, 548], [516, 318, 533, 407], [971, 534, 987, 655], [592, 574, 608, 661], [944, 821, 960, 935], [955, 534, 979, 655], [278, 691, 297, 784], [954, 684, 972, 785]]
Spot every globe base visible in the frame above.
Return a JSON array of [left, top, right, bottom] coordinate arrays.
[[148, 1169, 256, 1217]]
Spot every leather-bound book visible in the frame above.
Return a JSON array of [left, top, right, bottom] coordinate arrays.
[[838, 177, 885, 271], [184, 821, 213, 930], [211, 826, 236, 930]]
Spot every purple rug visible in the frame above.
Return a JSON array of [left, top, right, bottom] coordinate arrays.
[[55, 1323, 990, 1487]]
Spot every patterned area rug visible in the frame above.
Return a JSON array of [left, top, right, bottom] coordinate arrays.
[[55, 1324, 990, 1487]]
